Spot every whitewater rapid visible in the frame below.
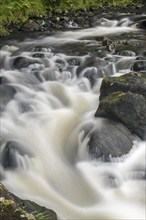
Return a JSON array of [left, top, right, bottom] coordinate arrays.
[[0, 15, 146, 220]]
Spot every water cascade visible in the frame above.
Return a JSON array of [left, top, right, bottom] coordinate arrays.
[[0, 15, 146, 220]]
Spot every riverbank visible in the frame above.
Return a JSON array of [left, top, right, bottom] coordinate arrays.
[[0, 0, 145, 39]]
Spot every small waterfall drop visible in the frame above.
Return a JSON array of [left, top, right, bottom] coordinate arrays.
[[0, 14, 146, 220]]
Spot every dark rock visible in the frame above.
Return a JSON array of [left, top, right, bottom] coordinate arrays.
[[13, 57, 31, 69], [99, 72, 146, 100], [95, 91, 146, 139], [76, 56, 107, 77], [84, 67, 98, 87], [20, 19, 40, 32], [13, 56, 42, 70], [32, 53, 45, 58], [132, 57, 146, 72], [31, 46, 52, 53], [0, 141, 33, 170], [0, 183, 58, 220], [1, 142, 18, 169], [118, 50, 135, 56], [0, 76, 10, 84], [0, 84, 16, 112], [137, 19, 146, 29], [67, 58, 80, 66], [88, 119, 136, 161], [102, 38, 112, 47]]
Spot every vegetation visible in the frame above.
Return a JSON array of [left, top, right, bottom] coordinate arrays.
[[0, 0, 141, 35]]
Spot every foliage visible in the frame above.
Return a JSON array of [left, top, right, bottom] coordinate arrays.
[[33, 210, 57, 220], [0, 0, 138, 35], [0, 0, 44, 35]]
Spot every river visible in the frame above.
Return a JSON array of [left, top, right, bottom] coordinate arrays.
[[0, 13, 146, 219]]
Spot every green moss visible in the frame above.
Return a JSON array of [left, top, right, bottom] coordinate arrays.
[[95, 91, 126, 117], [1, 199, 14, 206], [103, 76, 110, 83], [105, 91, 125, 102]]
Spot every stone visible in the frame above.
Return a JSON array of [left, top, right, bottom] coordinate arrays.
[[118, 50, 136, 56], [0, 183, 58, 220], [13, 57, 31, 69], [132, 57, 146, 72], [0, 84, 16, 112], [95, 91, 146, 139], [20, 19, 40, 32], [99, 72, 146, 100], [32, 53, 45, 58], [84, 67, 98, 87], [88, 118, 136, 161], [137, 19, 146, 29]]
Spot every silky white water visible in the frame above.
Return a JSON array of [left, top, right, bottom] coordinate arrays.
[[0, 16, 146, 220]]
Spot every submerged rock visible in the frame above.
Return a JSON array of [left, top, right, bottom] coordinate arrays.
[[0, 183, 58, 220], [0, 83, 17, 112]]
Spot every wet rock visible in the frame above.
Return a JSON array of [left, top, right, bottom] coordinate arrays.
[[84, 67, 98, 87], [88, 119, 136, 161], [0, 142, 19, 169], [95, 91, 146, 139], [0, 76, 10, 84], [93, 69, 146, 141], [0, 84, 17, 112], [31, 46, 52, 53], [118, 50, 136, 56], [132, 56, 146, 72], [76, 56, 107, 77], [13, 57, 31, 69], [137, 19, 146, 29], [20, 19, 40, 32], [13, 56, 42, 70], [32, 53, 45, 58], [102, 38, 113, 47], [0, 183, 58, 220], [99, 72, 146, 100], [0, 141, 34, 170], [67, 58, 80, 66]]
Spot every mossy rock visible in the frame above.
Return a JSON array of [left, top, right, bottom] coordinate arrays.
[[99, 72, 146, 100], [0, 183, 58, 220], [95, 91, 146, 139]]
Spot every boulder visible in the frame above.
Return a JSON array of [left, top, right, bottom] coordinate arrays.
[[20, 20, 41, 32], [0, 183, 58, 220], [13, 57, 31, 69], [131, 56, 146, 72], [13, 56, 42, 70], [88, 119, 136, 161], [99, 72, 146, 100], [137, 19, 146, 29], [95, 91, 146, 139], [90, 71, 146, 160]]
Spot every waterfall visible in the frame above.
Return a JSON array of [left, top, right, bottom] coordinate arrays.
[[0, 15, 146, 220]]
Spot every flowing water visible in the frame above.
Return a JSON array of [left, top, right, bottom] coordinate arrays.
[[0, 14, 146, 219]]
